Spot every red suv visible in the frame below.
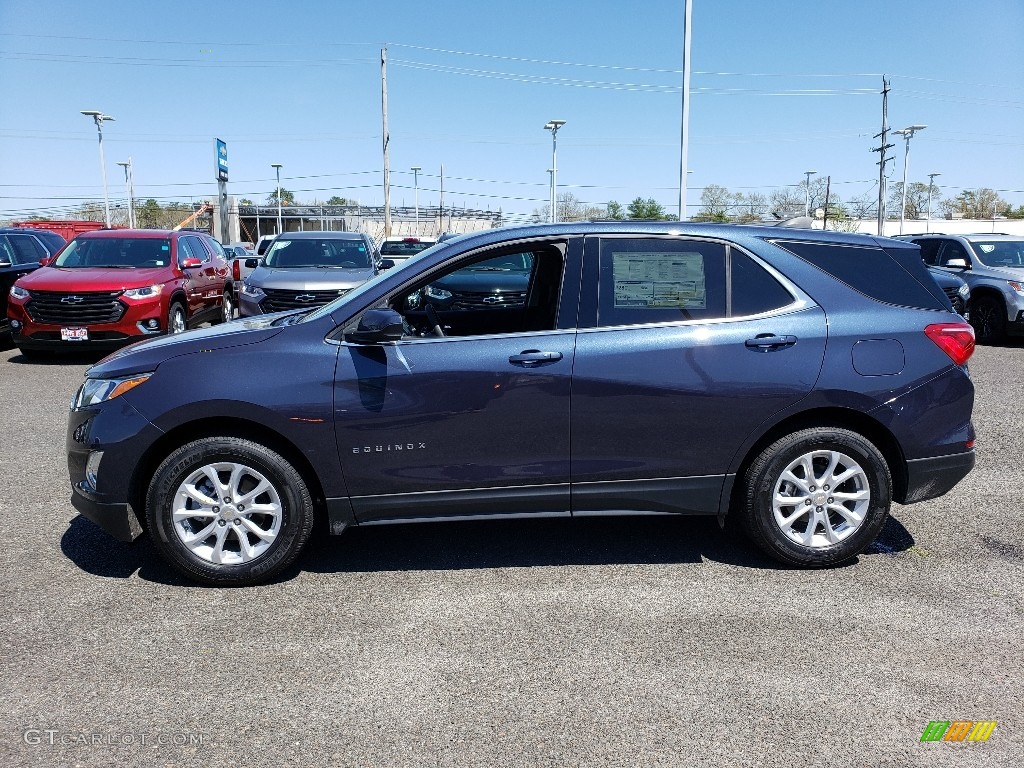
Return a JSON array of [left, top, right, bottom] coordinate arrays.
[[7, 229, 232, 356]]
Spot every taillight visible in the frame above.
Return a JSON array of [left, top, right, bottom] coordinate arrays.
[[232, 260, 240, 281], [924, 322, 975, 365]]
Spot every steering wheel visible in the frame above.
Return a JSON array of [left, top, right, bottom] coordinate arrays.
[[425, 304, 445, 337]]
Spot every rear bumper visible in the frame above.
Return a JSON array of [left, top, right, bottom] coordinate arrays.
[[900, 449, 976, 504]]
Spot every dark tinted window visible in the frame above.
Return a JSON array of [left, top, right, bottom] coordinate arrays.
[[773, 240, 945, 310], [185, 236, 210, 261], [380, 239, 434, 256], [6, 234, 45, 264], [731, 251, 795, 316], [264, 237, 372, 268], [597, 238, 727, 326], [938, 240, 969, 265], [0, 237, 16, 265], [969, 240, 1024, 268], [912, 239, 942, 266], [54, 237, 172, 267]]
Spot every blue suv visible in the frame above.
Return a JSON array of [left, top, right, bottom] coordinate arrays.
[[66, 223, 977, 586]]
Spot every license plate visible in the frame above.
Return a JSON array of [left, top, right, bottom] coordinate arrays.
[[61, 327, 89, 342]]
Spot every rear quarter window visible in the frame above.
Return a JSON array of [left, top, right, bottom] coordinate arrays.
[[771, 240, 945, 311]]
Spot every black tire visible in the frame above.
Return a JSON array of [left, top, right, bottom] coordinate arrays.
[[167, 301, 187, 335], [741, 427, 891, 567], [220, 290, 235, 323], [145, 437, 314, 586], [970, 296, 1006, 343]]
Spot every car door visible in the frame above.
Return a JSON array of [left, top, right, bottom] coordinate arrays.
[[332, 236, 583, 523], [0, 236, 40, 321], [182, 235, 221, 320], [569, 235, 828, 516]]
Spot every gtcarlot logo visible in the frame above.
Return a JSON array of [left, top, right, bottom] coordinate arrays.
[[23, 729, 208, 747]]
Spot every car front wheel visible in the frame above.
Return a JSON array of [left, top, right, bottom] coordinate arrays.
[[221, 290, 235, 322], [167, 302, 187, 335], [970, 296, 1006, 343], [145, 437, 314, 586], [741, 427, 891, 567]]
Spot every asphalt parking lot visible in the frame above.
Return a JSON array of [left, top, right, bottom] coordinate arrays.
[[1, 339, 1021, 768]]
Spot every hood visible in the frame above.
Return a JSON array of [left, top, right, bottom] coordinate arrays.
[[87, 314, 290, 379], [17, 266, 173, 292], [249, 266, 376, 291], [976, 264, 1024, 280]]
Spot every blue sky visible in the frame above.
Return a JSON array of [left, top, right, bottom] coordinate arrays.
[[1, 0, 1021, 223]]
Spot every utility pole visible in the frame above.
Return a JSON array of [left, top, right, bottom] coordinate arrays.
[[926, 172, 941, 233], [381, 47, 391, 237], [822, 176, 831, 231], [871, 76, 894, 236], [439, 163, 444, 234], [677, 0, 693, 220]]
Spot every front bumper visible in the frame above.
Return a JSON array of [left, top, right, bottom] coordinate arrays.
[[901, 449, 976, 504], [9, 297, 165, 349], [67, 396, 164, 541]]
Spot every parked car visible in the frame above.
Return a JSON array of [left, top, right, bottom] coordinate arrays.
[[238, 231, 381, 316], [1, 230, 57, 341], [8, 229, 231, 356], [897, 233, 1024, 341], [379, 235, 437, 263], [66, 222, 976, 586], [254, 234, 277, 257], [0, 225, 67, 259]]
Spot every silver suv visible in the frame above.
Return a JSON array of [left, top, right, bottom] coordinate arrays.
[[902, 234, 1024, 342]]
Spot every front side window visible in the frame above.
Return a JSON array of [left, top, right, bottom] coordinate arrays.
[[6, 234, 45, 264], [54, 237, 172, 268], [938, 240, 970, 266], [912, 239, 942, 266]]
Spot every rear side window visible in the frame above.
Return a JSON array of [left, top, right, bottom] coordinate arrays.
[[772, 240, 945, 311], [912, 239, 942, 266]]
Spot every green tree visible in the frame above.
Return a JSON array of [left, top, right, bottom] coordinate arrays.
[[627, 197, 667, 220], [266, 188, 296, 206], [605, 201, 625, 220], [327, 196, 354, 205], [137, 199, 164, 229], [239, 198, 254, 206]]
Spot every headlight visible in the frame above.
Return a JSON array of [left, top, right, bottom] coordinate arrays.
[[122, 284, 163, 299], [73, 373, 152, 409], [242, 282, 265, 298], [9, 285, 29, 300], [425, 285, 452, 301], [958, 283, 970, 298], [1008, 280, 1024, 295]]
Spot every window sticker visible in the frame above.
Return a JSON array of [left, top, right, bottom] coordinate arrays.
[[612, 252, 706, 309]]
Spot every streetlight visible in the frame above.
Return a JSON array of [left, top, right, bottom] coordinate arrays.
[[271, 163, 283, 234], [116, 158, 136, 228], [894, 124, 927, 235], [544, 120, 566, 223], [803, 170, 817, 218], [926, 172, 941, 233], [411, 166, 421, 232], [81, 110, 115, 227]]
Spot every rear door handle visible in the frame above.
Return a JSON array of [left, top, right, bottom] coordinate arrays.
[[509, 350, 563, 366], [745, 334, 798, 351]]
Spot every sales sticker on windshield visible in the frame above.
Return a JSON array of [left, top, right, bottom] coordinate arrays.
[[612, 252, 706, 309]]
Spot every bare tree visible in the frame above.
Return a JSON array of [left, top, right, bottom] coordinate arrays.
[[732, 191, 768, 223], [768, 188, 805, 219], [939, 188, 1009, 219], [694, 184, 732, 221]]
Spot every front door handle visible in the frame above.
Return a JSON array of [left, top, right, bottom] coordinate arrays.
[[745, 334, 798, 351], [509, 350, 563, 366]]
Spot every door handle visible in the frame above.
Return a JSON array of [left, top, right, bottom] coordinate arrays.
[[509, 350, 563, 366], [745, 334, 797, 351]]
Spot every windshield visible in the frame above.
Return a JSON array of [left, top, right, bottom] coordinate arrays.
[[971, 240, 1024, 268], [380, 239, 435, 256], [264, 237, 371, 269], [54, 237, 172, 268]]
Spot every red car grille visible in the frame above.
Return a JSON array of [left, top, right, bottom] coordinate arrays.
[[25, 291, 125, 325]]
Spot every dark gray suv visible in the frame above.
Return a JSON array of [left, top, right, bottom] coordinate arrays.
[[66, 223, 976, 586]]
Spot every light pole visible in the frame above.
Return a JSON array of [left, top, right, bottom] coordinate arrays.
[[81, 110, 115, 227], [116, 159, 136, 228], [411, 166, 421, 232], [803, 170, 817, 218], [271, 163, 283, 234], [894, 124, 926, 235], [544, 120, 566, 223], [926, 172, 941, 233]]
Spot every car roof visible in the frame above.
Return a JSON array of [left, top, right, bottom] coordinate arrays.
[[275, 231, 365, 240], [76, 229, 179, 239]]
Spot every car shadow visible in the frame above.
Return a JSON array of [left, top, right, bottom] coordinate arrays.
[[5, 349, 109, 366], [61, 512, 918, 587]]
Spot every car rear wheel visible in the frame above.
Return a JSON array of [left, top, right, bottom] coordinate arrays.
[[221, 290, 235, 323], [145, 437, 314, 586], [741, 427, 891, 567], [970, 296, 1006, 343], [167, 301, 187, 335]]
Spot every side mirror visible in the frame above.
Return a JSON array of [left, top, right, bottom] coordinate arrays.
[[378, 258, 396, 270], [945, 258, 969, 269], [38, 256, 54, 267], [345, 308, 405, 344], [244, 258, 260, 269], [179, 257, 202, 269]]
